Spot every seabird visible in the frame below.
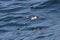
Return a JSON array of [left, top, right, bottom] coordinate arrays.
[[27, 15, 39, 20]]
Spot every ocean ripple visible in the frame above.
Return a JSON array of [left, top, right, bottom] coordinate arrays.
[[0, 0, 60, 40]]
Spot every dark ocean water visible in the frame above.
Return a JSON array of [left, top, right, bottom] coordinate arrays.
[[0, 0, 60, 40]]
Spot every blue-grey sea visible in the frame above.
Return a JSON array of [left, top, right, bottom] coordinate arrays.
[[0, 0, 60, 40]]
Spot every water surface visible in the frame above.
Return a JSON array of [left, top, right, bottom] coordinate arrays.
[[0, 0, 60, 40]]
